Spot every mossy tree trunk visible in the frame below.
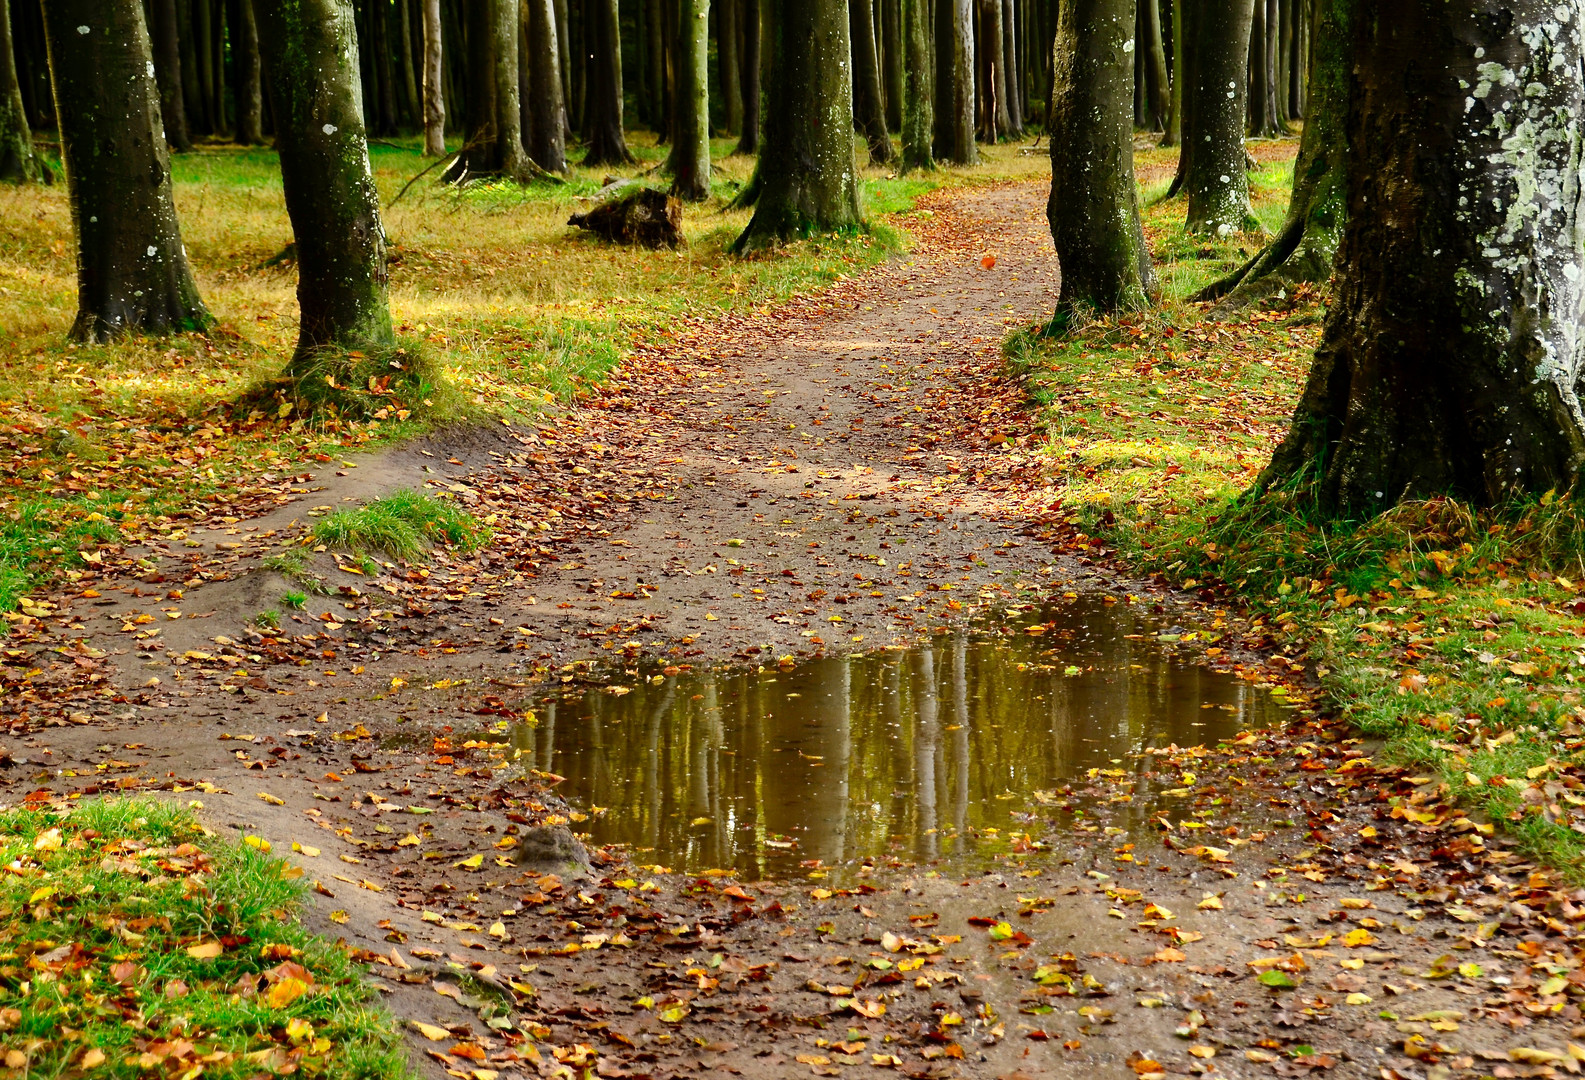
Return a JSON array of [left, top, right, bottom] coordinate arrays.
[[148, 0, 192, 152], [1183, 0, 1255, 233], [42, 0, 209, 342], [0, 0, 45, 182], [1046, 0, 1152, 321], [490, 0, 535, 178], [524, 0, 567, 172], [732, 0, 864, 249], [933, 0, 975, 162], [1263, 0, 1585, 510], [584, 0, 635, 165], [421, 0, 445, 154], [254, 0, 394, 364], [899, 0, 933, 171], [735, 0, 761, 153], [669, 0, 711, 197], [850, 0, 894, 163], [1195, 0, 1346, 307]]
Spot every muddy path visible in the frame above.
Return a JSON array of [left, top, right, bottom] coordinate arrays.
[[3, 184, 1580, 1080]]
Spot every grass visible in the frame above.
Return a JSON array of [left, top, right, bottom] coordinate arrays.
[[0, 798, 410, 1080], [0, 132, 1046, 613], [309, 490, 486, 562], [1011, 131, 1585, 880]]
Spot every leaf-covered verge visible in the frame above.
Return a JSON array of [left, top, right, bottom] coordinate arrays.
[[0, 135, 1046, 615], [0, 798, 409, 1080], [1014, 136, 1585, 880]]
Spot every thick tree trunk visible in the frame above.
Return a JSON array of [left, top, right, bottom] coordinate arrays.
[[1183, 0, 1254, 233], [934, 0, 975, 162], [850, 0, 893, 163], [1264, 0, 1585, 510], [720, 0, 743, 133], [735, 0, 760, 152], [422, 0, 445, 153], [490, 0, 534, 177], [732, 0, 863, 248], [899, 0, 932, 169], [669, 0, 711, 197], [881, 0, 902, 129], [1159, 0, 1181, 144], [524, 0, 567, 171], [459, 0, 503, 172], [233, 0, 264, 144], [1141, 0, 1168, 130], [1194, 0, 1344, 307], [42, 0, 209, 341], [1047, 0, 1151, 321], [0, 0, 44, 182], [254, 0, 394, 365], [398, 0, 422, 127], [584, 0, 635, 165], [1000, 0, 1021, 133], [148, 0, 192, 152]]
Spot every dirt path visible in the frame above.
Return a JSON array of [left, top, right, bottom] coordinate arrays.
[[3, 184, 1581, 1079]]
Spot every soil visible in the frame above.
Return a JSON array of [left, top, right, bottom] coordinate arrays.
[[3, 182, 1580, 1080]]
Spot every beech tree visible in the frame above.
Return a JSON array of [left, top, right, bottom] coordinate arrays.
[[523, 0, 567, 172], [0, 0, 45, 182], [735, 0, 761, 154], [583, 0, 634, 166], [669, 0, 711, 198], [933, 0, 975, 163], [851, 0, 893, 164], [898, 0, 932, 171], [233, 0, 263, 145], [254, 0, 394, 367], [422, 0, 445, 155], [148, 0, 192, 152], [1182, 0, 1256, 233], [733, 0, 863, 249], [1046, 0, 1151, 322], [42, 0, 210, 341], [1264, 0, 1585, 509]]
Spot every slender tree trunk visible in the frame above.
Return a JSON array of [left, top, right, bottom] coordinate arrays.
[[669, 0, 710, 195], [1264, 0, 1283, 130], [732, 0, 863, 248], [0, 0, 44, 182], [178, 0, 206, 132], [211, 0, 227, 136], [524, 0, 568, 170], [398, 0, 422, 127], [42, 0, 209, 341], [233, 0, 263, 144], [254, 0, 394, 366], [422, 0, 446, 153], [720, 0, 743, 133], [881, 0, 902, 130], [1000, 0, 1020, 133], [459, 0, 503, 171], [1264, 0, 1585, 510], [934, 0, 975, 161], [986, 0, 1011, 138], [441, 0, 464, 134], [1184, 0, 1255, 232], [490, 0, 534, 176], [1047, 0, 1151, 321], [1160, 0, 1181, 144], [148, 0, 192, 151], [647, 0, 668, 137], [735, 0, 760, 152], [194, 0, 216, 132], [584, 0, 635, 163], [899, 0, 932, 169], [1247, 0, 1272, 135], [554, 0, 572, 137], [850, 0, 893, 163], [1141, 0, 1167, 130], [1132, 0, 1143, 125], [373, 0, 400, 135]]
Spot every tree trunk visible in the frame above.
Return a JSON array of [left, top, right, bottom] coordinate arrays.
[[732, 0, 863, 248], [554, 0, 572, 138], [210, 0, 227, 136], [490, 0, 534, 177], [647, 0, 668, 139], [1047, 0, 1151, 321], [422, 0, 445, 153], [1183, 0, 1254, 233], [441, 0, 464, 134], [1159, 0, 1181, 144], [458, 0, 503, 171], [934, 0, 974, 161], [1265, 0, 1585, 509], [398, 0, 422, 127], [524, 0, 568, 170], [669, 0, 710, 196], [735, 0, 760, 152], [0, 0, 44, 181], [1195, 0, 1343, 307], [1263, 0, 1283, 130], [373, 0, 400, 135], [1247, 0, 1274, 135], [193, 0, 216, 132], [148, 0, 192, 151], [985, 0, 1011, 138], [720, 0, 743, 133], [233, 0, 264, 144], [1000, 0, 1020, 134], [178, 0, 206, 133], [881, 0, 902, 129], [584, 0, 635, 164], [850, 0, 893, 163], [254, 0, 394, 365], [1141, 0, 1167, 130], [41, 0, 209, 341], [899, 0, 932, 170]]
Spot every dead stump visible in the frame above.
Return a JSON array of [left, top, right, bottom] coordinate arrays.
[[568, 187, 685, 249]]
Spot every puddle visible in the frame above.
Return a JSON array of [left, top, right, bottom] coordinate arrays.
[[502, 596, 1288, 879]]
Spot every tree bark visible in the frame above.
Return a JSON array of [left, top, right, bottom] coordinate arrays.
[[421, 0, 445, 153], [881, 0, 902, 130], [148, 0, 192, 151], [984, 0, 1011, 139], [1264, 0, 1585, 510], [1183, 0, 1255, 233], [0, 0, 44, 181], [1047, 0, 1152, 321], [732, 0, 863, 248], [1159, 0, 1181, 144], [720, 0, 743, 133], [490, 0, 534, 177], [554, 0, 571, 138], [1000, 0, 1020, 134], [397, 0, 421, 127], [1247, 0, 1274, 135], [41, 0, 210, 341], [933, 0, 974, 162], [255, 0, 394, 365], [193, 0, 216, 134], [669, 0, 710, 196], [178, 0, 206, 133], [899, 0, 932, 170], [1141, 0, 1167, 130], [1194, 0, 1344, 307], [524, 0, 567, 171], [735, 0, 760, 152], [233, 0, 264, 144], [850, 0, 893, 163], [584, 0, 635, 164], [647, 0, 669, 140]]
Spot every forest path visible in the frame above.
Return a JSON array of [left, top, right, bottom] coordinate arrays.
[[4, 183, 1568, 1079]]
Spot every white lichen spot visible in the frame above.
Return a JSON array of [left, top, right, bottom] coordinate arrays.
[[1122, 38, 1134, 53], [75, 25, 89, 34], [1216, 223, 1232, 237], [145, 246, 156, 257], [323, 124, 338, 135], [1219, 174, 1231, 183]]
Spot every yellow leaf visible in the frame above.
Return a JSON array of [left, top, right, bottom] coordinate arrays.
[[291, 842, 320, 857], [1188, 1046, 1215, 1059], [33, 828, 61, 852], [1346, 993, 1373, 1005], [1341, 928, 1375, 948], [454, 854, 484, 869], [244, 835, 272, 853], [268, 977, 310, 1009], [186, 941, 224, 960], [1197, 895, 1222, 911], [79, 1048, 106, 1069], [329, 910, 349, 925], [258, 792, 285, 806], [410, 1021, 451, 1042]]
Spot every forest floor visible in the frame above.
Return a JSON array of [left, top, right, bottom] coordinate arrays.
[[6, 149, 1585, 1080]]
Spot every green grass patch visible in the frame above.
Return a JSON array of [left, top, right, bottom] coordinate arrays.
[[310, 491, 486, 562], [0, 798, 410, 1080]]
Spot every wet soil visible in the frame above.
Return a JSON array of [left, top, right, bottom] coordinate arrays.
[[3, 184, 1581, 1079]]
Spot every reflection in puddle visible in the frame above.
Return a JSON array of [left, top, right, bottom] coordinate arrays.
[[504, 597, 1286, 878]]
